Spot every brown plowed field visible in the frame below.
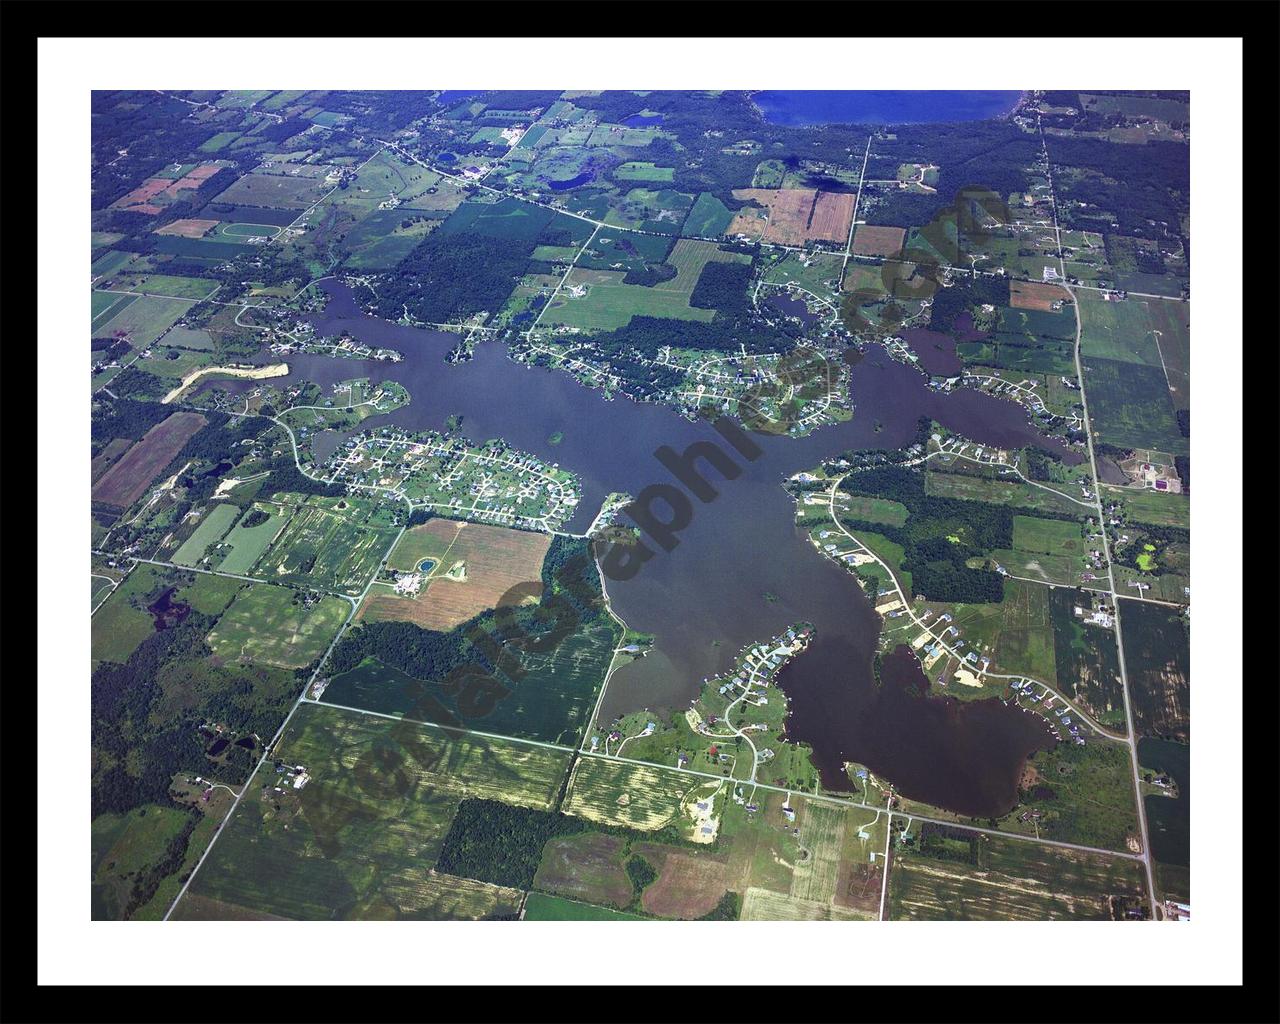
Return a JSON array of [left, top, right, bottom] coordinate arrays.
[[90, 411, 208, 508], [634, 843, 730, 919], [731, 188, 855, 247], [851, 224, 907, 257], [156, 218, 220, 238], [1010, 281, 1072, 311], [808, 191, 856, 243], [359, 521, 551, 631]]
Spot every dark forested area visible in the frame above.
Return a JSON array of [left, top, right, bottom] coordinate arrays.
[[839, 465, 1079, 603], [359, 231, 534, 323], [91, 92, 220, 210], [91, 607, 293, 818], [1048, 138, 1188, 236], [863, 122, 1041, 227]]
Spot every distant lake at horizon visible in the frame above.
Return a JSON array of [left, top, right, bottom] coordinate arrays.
[[753, 90, 1023, 126]]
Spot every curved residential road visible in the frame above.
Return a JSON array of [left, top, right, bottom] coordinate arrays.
[[822, 476, 1126, 742]]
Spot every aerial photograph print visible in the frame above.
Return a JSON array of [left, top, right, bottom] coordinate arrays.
[[81, 83, 1205, 930]]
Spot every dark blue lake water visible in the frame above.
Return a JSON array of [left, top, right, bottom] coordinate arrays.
[[548, 170, 596, 192], [753, 90, 1023, 126]]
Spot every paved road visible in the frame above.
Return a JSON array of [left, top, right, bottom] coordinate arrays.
[[1040, 116, 1159, 915]]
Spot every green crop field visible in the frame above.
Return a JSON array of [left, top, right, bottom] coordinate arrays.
[[384, 520, 463, 572], [209, 172, 332, 210], [683, 192, 735, 237], [216, 499, 297, 575], [1048, 587, 1125, 725], [522, 891, 645, 920], [614, 162, 674, 182], [91, 564, 169, 664], [439, 196, 592, 246], [563, 757, 699, 833], [112, 274, 220, 300], [175, 572, 245, 616], [94, 294, 196, 349], [205, 585, 349, 670], [1012, 515, 1085, 556], [888, 824, 1147, 920], [924, 465, 1083, 515], [1082, 357, 1187, 454], [172, 503, 241, 566], [837, 495, 909, 527], [91, 291, 139, 333], [163, 326, 216, 350], [92, 250, 137, 278], [325, 613, 619, 747], [1101, 485, 1189, 528], [1079, 294, 1165, 365], [542, 240, 747, 332], [173, 703, 567, 920], [1121, 601, 1190, 743], [252, 496, 400, 595], [152, 235, 256, 260]]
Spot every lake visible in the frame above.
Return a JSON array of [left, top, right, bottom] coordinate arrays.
[[249, 282, 1077, 815], [752, 90, 1023, 127]]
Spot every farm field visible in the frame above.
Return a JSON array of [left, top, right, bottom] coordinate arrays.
[[1121, 601, 1190, 743], [173, 703, 568, 920], [682, 192, 735, 237], [360, 520, 551, 632], [541, 240, 748, 331], [208, 172, 332, 209], [90, 410, 207, 509], [91, 290, 139, 333], [154, 217, 221, 238], [851, 224, 906, 257], [533, 832, 634, 908], [215, 498, 297, 575], [205, 585, 349, 670], [888, 824, 1147, 920], [1010, 280, 1071, 311], [252, 495, 400, 595], [730, 188, 854, 247], [1081, 357, 1187, 455], [99, 274, 219, 300], [171, 503, 241, 566], [563, 757, 700, 833], [522, 892, 644, 921], [439, 195, 592, 245], [93, 294, 196, 349], [924, 464, 1083, 515]]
